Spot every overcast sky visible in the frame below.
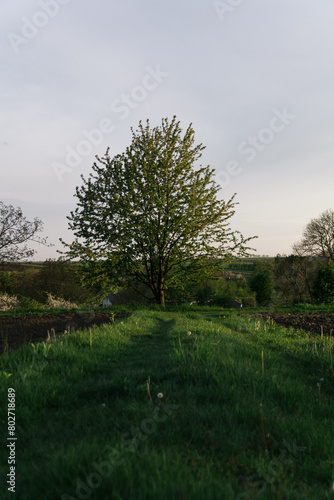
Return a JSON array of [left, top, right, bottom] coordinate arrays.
[[1, 0, 334, 260]]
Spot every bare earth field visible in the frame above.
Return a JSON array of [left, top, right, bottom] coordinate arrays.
[[0, 311, 132, 355], [256, 312, 334, 337]]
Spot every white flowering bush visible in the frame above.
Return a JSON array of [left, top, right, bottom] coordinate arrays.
[[44, 293, 78, 310], [0, 293, 19, 311]]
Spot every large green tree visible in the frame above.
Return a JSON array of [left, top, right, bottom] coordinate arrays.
[[61, 117, 255, 306]]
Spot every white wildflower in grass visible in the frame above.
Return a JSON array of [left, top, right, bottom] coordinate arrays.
[[187, 331, 192, 335], [157, 393, 163, 399]]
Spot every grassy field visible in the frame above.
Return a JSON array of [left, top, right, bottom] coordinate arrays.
[[1, 307, 334, 499]]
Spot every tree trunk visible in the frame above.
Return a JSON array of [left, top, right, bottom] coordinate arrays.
[[157, 263, 165, 307], [155, 285, 165, 307], [160, 289, 165, 308]]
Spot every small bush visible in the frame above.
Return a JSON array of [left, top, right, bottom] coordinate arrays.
[[0, 272, 16, 294], [0, 293, 19, 311], [44, 293, 78, 310], [19, 296, 44, 309], [240, 294, 256, 307]]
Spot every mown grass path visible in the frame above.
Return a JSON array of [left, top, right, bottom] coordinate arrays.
[[1, 308, 334, 499]]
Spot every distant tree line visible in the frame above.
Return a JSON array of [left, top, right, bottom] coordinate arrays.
[[227, 262, 255, 272], [247, 254, 334, 306], [0, 253, 334, 309]]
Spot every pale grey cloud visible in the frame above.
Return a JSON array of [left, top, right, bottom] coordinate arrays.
[[1, 0, 334, 259]]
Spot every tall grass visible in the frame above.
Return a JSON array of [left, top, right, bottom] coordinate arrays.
[[0, 308, 333, 499]]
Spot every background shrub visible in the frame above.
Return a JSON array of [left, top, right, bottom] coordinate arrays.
[[312, 260, 334, 304], [36, 259, 93, 304], [0, 272, 16, 294], [249, 270, 274, 305], [212, 292, 235, 307], [195, 285, 215, 305]]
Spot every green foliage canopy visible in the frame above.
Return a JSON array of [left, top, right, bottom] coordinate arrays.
[[62, 117, 255, 306]]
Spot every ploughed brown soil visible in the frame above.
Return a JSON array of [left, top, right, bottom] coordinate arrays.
[[0, 311, 132, 355], [255, 312, 334, 337]]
